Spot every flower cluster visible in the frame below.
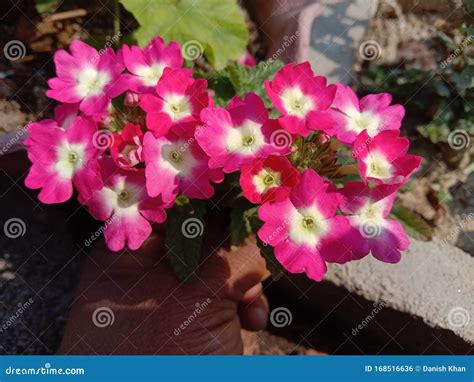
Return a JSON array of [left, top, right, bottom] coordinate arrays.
[[24, 37, 422, 281]]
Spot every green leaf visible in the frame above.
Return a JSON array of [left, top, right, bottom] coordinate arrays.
[[416, 123, 451, 143], [224, 60, 284, 108], [433, 78, 451, 97], [165, 200, 206, 282], [230, 201, 257, 248], [118, 0, 248, 69], [451, 66, 474, 96], [463, 0, 474, 15], [256, 237, 285, 280], [390, 202, 433, 241], [196, 70, 235, 106], [36, 0, 62, 15]]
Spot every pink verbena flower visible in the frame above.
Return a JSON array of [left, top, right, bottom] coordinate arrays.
[[46, 40, 127, 115], [140, 68, 209, 137], [265, 62, 336, 137], [121, 36, 183, 93], [84, 157, 168, 251], [110, 122, 144, 169], [257, 169, 358, 281], [340, 182, 409, 263], [354, 130, 422, 184], [24, 116, 102, 204], [142, 131, 223, 203], [325, 84, 405, 144], [240, 156, 299, 204], [198, 93, 291, 173]]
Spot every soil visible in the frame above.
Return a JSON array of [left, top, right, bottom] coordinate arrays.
[[356, 0, 474, 255]]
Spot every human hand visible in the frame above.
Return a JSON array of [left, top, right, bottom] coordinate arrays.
[[58, 216, 270, 355]]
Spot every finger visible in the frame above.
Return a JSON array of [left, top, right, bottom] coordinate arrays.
[[88, 231, 166, 272], [238, 283, 269, 331]]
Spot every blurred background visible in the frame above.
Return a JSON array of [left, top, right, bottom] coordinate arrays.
[[0, 0, 472, 355]]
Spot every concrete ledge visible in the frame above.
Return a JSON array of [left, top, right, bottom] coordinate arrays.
[[265, 239, 473, 354], [327, 238, 474, 346]]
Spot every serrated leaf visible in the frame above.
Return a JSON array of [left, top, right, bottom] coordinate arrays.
[[390, 202, 433, 241], [165, 200, 206, 282], [119, 0, 248, 69], [257, 237, 285, 280], [224, 60, 284, 108]]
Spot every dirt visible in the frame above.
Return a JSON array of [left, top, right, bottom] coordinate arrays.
[[356, 0, 474, 255], [242, 330, 325, 355]]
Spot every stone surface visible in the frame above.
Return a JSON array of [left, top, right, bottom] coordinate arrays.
[[264, 238, 474, 354], [308, 0, 378, 83], [327, 238, 474, 346]]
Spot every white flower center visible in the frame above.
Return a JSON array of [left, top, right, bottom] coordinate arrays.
[[102, 178, 141, 216], [352, 199, 389, 238], [225, 121, 265, 155], [76, 67, 110, 97], [364, 151, 392, 180], [288, 205, 328, 248], [253, 168, 281, 193], [135, 63, 166, 86], [345, 108, 380, 135], [160, 141, 196, 177], [54, 142, 86, 180], [281, 87, 315, 118], [162, 94, 192, 120]]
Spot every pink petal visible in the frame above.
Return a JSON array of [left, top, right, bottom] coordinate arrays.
[[370, 219, 409, 263], [69, 40, 99, 67], [53, 49, 78, 81], [79, 95, 109, 115], [318, 216, 356, 264], [333, 83, 360, 113], [274, 240, 327, 282], [47, 78, 82, 103]]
